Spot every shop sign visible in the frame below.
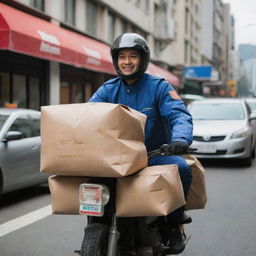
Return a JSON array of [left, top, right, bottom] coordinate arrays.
[[37, 30, 61, 55], [83, 46, 101, 66], [184, 66, 212, 80]]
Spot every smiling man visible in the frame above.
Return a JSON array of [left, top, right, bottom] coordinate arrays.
[[89, 33, 193, 255], [117, 49, 141, 84]]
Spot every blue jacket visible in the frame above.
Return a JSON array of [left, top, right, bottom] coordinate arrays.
[[89, 73, 193, 152]]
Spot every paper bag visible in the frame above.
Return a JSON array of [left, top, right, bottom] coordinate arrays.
[[185, 155, 207, 210], [116, 164, 186, 217], [48, 175, 90, 214], [40, 103, 147, 177]]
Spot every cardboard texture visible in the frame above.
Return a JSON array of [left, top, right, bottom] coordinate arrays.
[[185, 155, 207, 210], [40, 103, 148, 177], [48, 175, 90, 214], [116, 164, 186, 217]]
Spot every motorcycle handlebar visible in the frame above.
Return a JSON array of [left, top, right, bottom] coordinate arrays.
[[147, 144, 197, 159]]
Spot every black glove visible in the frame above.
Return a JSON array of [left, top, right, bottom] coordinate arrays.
[[168, 142, 189, 154]]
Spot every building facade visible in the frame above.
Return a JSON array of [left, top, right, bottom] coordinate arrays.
[[0, 0, 180, 110], [0, 0, 237, 107]]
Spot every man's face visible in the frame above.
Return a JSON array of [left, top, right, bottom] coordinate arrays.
[[117, 49, 141, 76]]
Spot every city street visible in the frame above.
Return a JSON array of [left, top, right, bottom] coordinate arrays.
[[0, 1, 255, 256], [0, 158, 256, 256]]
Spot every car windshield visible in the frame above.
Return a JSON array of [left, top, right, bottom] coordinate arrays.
[[189, 102, 245, 120], [247, 102, 256, 112], [0, 114, 9, 131]]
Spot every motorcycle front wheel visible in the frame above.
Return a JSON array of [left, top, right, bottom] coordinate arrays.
[[80, 223, 109, 256]]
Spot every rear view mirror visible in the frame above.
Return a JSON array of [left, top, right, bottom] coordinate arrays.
[[3, 131, 23, 142], [249, 112, 256, 121]]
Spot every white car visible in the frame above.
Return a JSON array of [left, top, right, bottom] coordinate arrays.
[[0, 108, 47, 195], [188, 98, 256, 166]]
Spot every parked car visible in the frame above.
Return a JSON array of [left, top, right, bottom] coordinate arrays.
[[188, 98, 256, 166], [0, 108, 47, 195], [245, 98, 256, 113]]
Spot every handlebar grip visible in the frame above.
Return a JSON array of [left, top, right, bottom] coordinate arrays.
[[148, 145, 197, 159]]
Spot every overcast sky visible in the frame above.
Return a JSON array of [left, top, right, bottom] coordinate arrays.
[[222, 0, 256, 46]]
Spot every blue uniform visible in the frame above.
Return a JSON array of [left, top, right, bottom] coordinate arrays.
[[90, 73, 193, 151], [90, 73, 193, 204]]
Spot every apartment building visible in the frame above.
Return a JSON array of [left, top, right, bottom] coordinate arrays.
[[0, 0, 179, 109], [170, 0, 202, 68]]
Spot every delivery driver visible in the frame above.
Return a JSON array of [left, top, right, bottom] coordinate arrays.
[[89, 33, 193, 255]]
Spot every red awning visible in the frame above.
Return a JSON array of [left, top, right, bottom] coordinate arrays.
[[0, 3, 180, 84], [0, 3, 116, 74], [147, 62, 180, 87]]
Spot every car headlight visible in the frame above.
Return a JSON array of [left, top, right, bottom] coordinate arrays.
[[231, 127, 250, 139]]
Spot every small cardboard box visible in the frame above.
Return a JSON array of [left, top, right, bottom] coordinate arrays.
[[48, 175, 90, 214], [41, 103, 148, 177], [116, 164, 186, 217], [185, 155, 207, 210]]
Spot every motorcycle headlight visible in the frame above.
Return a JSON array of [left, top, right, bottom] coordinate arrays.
[[231, 127, 250, 139]]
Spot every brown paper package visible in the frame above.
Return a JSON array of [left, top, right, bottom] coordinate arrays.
[[48, 158, 207, 215], [185, 155, 207, 210], [48, 175, 90, 214], [116, 164, 186, 217], [40, 103, 148, 177]]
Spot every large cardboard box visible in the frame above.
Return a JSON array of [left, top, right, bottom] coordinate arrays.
[[116, 164, 186, 217], [185, 155, 207, 210], [48, 175, 90, 214], [41, 103, 147, 177]]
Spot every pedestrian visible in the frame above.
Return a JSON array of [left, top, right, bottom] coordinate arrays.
[[89, 32, 193, 254]]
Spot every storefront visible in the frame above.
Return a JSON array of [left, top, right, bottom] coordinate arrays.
[[0, 2, 116, 110], [60, 64, 113, 104], [0, 51, 48, 110], [0, 2, 180, 110]]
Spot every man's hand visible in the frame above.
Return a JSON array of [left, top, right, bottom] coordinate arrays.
[[168, 142, 189, 154]]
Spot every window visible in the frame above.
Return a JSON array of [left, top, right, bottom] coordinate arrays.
[[120, 19, 127, 35], [190, 103, 245, 120], [154, 39, 160, 57], [65, 0, 75, 25], [0, 114, 9, 131], [9, 115, 33, 138], [0, 73, 41, 110], [29, 77, 40, 110], [30, 0, 44, 11], [61, 83, 85, 104], [0, 52, 45, 110], [195, 4, 198, 15], [185, 8, 189, 34], [184, 40, 189, 63], [30, 115, 41, 137], [145, 0, 149, 12], [135, 0, 141, 7], [86, 0, 97, 35], [60, 65, 89, 104], [190, 15, 193, 38], [0, 72, 10, 107], [13, 74, 26, 108], [72, 84, 84, 103], [108, 12, 116, 43]]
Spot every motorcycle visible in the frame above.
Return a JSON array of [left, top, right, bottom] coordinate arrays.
[[75, 145, 195, 256]]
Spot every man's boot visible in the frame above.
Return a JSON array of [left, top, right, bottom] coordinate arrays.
[[166, 224, 186, 254]]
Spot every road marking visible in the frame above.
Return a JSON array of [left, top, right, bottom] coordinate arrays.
[[0, 204, 52, 238]]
